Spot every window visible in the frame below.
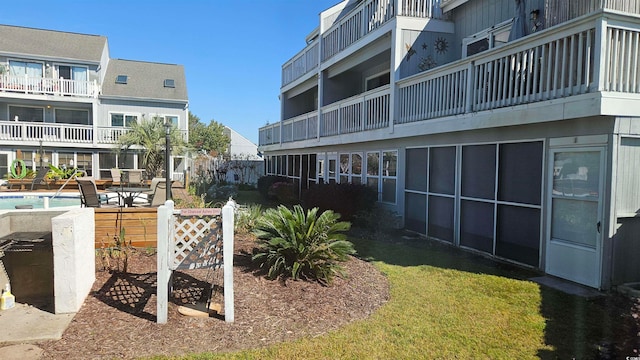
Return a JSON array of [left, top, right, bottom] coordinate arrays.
[[366, 151, 380, 191], [55, 109, 90, 125], [365, 71, 390, 91], [9, 60, 43, 78], [76, 153, 92, 176], [57, 153, 75, 168], [9, 106, 44, 122], [154, 115, 179, 127], [164, 79, 175, 88], [110, 113, 138, 127], [463, 19, 513, 57], [381, 151, 397, 203], [115, 75, 128, 84]]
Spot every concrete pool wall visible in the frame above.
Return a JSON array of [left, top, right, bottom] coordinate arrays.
[[0, 208, 95, 314]]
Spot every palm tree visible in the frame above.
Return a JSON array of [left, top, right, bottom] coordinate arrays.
[[115, 116, 186, 178]]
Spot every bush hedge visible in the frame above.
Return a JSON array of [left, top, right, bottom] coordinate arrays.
[[257, 175, 289, 200], [302, 182, 377, 221]]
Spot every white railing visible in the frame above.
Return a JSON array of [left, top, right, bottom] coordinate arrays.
[[0, 74, 98, 98], [321, 86, 390, 137], [472, 22, 597, 110], [283, 0, 447, 84], [0, 121, 93, 143], [545, 0, 640, 28], [603, 26, 640, 92], [397, 0, 445, 18], [262, 13, 640, 146], [96, 127, 129, 144], [322, 0, 395, 61], [282, 42, 319, 87], [397, 62, 468, 123]]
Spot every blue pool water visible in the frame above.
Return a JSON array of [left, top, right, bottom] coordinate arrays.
[[0, 195, 81, 210]]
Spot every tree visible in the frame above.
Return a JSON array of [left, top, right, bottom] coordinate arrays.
[[189, 113, 230, 156], [115, 116, 186, 178]]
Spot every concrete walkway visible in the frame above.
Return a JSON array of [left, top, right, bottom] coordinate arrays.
[[0, 302, 75, 359]]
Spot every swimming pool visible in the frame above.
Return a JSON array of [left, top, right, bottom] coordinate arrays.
[[0, 194, 81, 210]]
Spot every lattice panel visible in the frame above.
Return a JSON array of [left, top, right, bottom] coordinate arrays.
[[172, 215, 223, 270]]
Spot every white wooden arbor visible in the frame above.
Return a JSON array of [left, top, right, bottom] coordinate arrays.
[[156, 200, 235, 323]]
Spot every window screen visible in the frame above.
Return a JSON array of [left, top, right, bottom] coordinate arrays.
[[428, 195, 454, 243], [405, 192, 427, 234], [429, 146, 456, 195], [461, 144, 496, 199], [498, 142, 543, 205], [460, 200, 494, 253], [496, 205, 540, 266], [406, 148, 428, 191]]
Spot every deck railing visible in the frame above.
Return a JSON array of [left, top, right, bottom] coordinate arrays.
[[282, 42, 319, 87], [0, 121, 93, 143], [321, 86, 390, 136], [0, 74, 99, 98], [545, 0, 640, 28], [282, 0, 447, 86], [262, 14, 640, 146]]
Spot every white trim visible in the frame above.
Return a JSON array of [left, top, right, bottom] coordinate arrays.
[[441, 0, 468, 13], [462, 18, 514, 57]]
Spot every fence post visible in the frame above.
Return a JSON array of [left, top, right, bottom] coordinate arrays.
[[156, 200, 174, 324], [222, 199, 235, 322]]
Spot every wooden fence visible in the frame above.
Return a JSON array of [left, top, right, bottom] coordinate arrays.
[[94, 207, 157, 248]]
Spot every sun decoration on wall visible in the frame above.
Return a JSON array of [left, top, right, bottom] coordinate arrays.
[[434, 37, 449, 54], [422, 42, 428, 50]]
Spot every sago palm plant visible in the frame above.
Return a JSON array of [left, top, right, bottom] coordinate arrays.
[[252, 204, 355, 284]]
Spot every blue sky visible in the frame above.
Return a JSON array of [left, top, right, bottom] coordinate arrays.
[[4, 0, 338, 143]]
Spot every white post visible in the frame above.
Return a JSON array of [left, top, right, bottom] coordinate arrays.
[[222, 199, 235, 322], [156, 200, 174, 324], [43, 197, 49, 209]]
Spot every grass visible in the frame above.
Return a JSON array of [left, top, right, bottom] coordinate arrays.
[[155, 193, 635, 359]]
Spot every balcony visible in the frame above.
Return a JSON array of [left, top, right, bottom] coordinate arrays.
[[0, 74, 99, 98], [261, 11, 640, 146], [0, 121, 188, 145], [281, 0, 448, 88]]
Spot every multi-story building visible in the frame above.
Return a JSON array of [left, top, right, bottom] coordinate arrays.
[[259, 0, 640, 290], [0, 24, 188, 183]]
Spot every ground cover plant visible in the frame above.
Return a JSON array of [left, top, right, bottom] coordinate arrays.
[[251, 204, 354, 283], [148, 231, 640, 360]]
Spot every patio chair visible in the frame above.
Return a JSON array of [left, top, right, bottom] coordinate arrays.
[[30, 167, 51, 190], [76, 177, 118, 208], [150, 181, 171, 207], [110, 169, 121, 185], [122, 170, 143, 186], [144, 177, 165, 203]]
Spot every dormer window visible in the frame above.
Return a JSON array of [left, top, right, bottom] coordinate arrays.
[[164, 79, 175, 88], [115, 75, 128, 84]]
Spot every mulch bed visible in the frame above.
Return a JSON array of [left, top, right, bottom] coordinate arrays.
[[39, 234, 390, 359]]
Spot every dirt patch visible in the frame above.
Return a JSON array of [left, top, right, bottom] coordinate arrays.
[[38, 234, 390, 359]]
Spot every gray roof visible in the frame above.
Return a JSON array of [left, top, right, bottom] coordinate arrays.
[[101, 59, 188, 102], [0, 24, 106, 62]]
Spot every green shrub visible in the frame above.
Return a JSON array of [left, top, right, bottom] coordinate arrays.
[[235, 204, 263, 234], [252, 204, 354, 283], [269, 181, 298, 204], [237, 183, 257, 191], [257, 175, 288, 200], [206, 183, 238, 202], [302, 182, 378, 221]]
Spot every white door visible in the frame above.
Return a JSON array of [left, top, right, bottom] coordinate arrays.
[[546, 148, 604, 288]]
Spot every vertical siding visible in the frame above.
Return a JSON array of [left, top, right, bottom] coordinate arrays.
[[451, 0, 546, 57], [616, 137, 640, 215]]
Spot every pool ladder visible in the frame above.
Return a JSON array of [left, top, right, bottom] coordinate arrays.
[[50, 169, 83, 200]]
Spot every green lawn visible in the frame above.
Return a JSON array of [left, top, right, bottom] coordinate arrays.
[[153, 195, 636, 359]]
